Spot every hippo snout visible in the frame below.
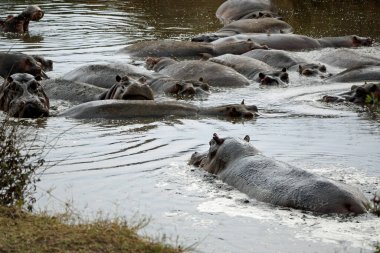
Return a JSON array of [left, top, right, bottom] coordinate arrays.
[[21, 102, 49, 118]]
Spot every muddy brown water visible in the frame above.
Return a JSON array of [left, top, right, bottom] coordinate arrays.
[[1, 1, 380, 252]]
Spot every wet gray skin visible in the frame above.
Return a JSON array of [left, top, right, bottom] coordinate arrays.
[[0, 73, 49, 118], [63, 63, 161, 89], [192, 18, 293, 42], [326, 66, 380, 83], [189, 133, 369, 215], [243, 49, 331, 78], [317, 49, 380, 69], [98, 75, 154, 101], [216, 0, 275, 24], [209, 54, 289, 85], [147, 77, 210, 99], [59, 100, 258, 120], [0, 52, 48, 78], [212, 34, 373, 51], [146, 57, 251, 87], [119, 40, 265, 58]]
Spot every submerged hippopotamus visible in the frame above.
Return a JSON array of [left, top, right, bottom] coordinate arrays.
[[0, 5, 44, 33], [190, 133, 369, 214], [0, 73, 49, 118], [146, 57, 251, 87], [209, 54, 288, 85], [0, 52, 50, 78], [63, 63, 210, 99], [321, 83, 380, 105], [326, 66, 380, 83], [192, 18, 293, 42], [59, 100, 258, 120], [243, 49, 331, 78], [212, 34, 373, 51], [119, 40, 266, 58], [216, 0, 278, 24], [317, 49, 380, 69], [98, 75, 154, 101]]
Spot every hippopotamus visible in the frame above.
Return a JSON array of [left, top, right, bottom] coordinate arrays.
[[192, 18, 293, 42], [63, 63, 210, 99], [0, 5, 44, 33], [31, 55, 53, 71], [189, 133, 369, 214], [119, 40, 266, 58], [59, 100, 258, 120], [0, 73, 49, 118], [98, 75, 154, 101], [321, 83, 380, 105], [243, 49, 331, 78], [0, 52, 49, 78], [43, 75, 154, 104], [326, 66, 380, 83], [317, 49, 380, 69], [216, 0, 277, 25], [212, 34, 373, 51], [148, 77, 210, 99], [146, 57, 251, 87], [208, 54, 288, 85]]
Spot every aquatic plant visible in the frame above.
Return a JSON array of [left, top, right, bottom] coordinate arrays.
[[0, 116, 45, 211], [365, 92, 380, 116]]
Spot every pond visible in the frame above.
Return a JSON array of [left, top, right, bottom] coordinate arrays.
[[1, 1, 380, 252]]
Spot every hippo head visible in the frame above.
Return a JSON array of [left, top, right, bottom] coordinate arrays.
[[352, 35, 373, 47], [145, 57, 177, 72], [242, 11, 283, 20], [189, 133, 259, 174], [32, 55, 53, 72], [259, 70, 288, 86], [100, 75, 154, 100], [347, 83, 380, 104], [0, 73, 49, 118], [298, 64, 331, 79], [23, 5, 44, 21], [11, 55, 48, 79], [168, 78, 210, 99], [206, 100, 258, 119]]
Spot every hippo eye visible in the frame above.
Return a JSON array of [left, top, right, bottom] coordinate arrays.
[[319, 65, 327, 72], [29, 81, 38, 91]]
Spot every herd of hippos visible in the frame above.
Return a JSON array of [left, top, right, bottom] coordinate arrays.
[[1, 0, 379, 215]]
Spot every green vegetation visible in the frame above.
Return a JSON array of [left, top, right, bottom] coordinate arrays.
[[365, 93, 380, 116], [0, 117, 184, 253], [370, 193, 380, 217]]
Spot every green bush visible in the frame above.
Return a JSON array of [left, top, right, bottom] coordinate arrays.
[[0, 117, 45, 211], [365, 93, 380, 116]]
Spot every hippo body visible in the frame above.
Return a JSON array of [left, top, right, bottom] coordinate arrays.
[[243, 49, 330, 78], [216, 0, 275, 24], [63, 63, 161, 89], [0, 73, 49, 118], [322, 83, 380, 105], [0, 5, 44, 33], [192, 18, 293, 42], [318, 49, 380, 69], [326, 66, 380, 83], [212, 34, 373, 51], [0, 52, 48, 78], [119, 40, 265, 58], [59, 100, 258, 120], [190, 134, 369, 214], [209, 54, 288, 85], [148, 58, 251, 87]]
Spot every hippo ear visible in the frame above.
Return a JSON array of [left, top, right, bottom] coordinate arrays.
[[35, 75, 42, 81], [138, 76, 147, 83], [247, 38, 252, 42], [199, 77, 204, 82], [241, 99, 245, 105], [258, 73, 265, 79], [244, 135, 250, 142], [6, 76, 13, 83], [282, 68, 287, 72], [213, 133, 224, 145], [298, 65, 303, 73], [116, 75, 122, 82]]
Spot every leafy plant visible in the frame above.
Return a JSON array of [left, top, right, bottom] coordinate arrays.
[[0, 116, 45, 211], [365, 92, 380, 116]]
